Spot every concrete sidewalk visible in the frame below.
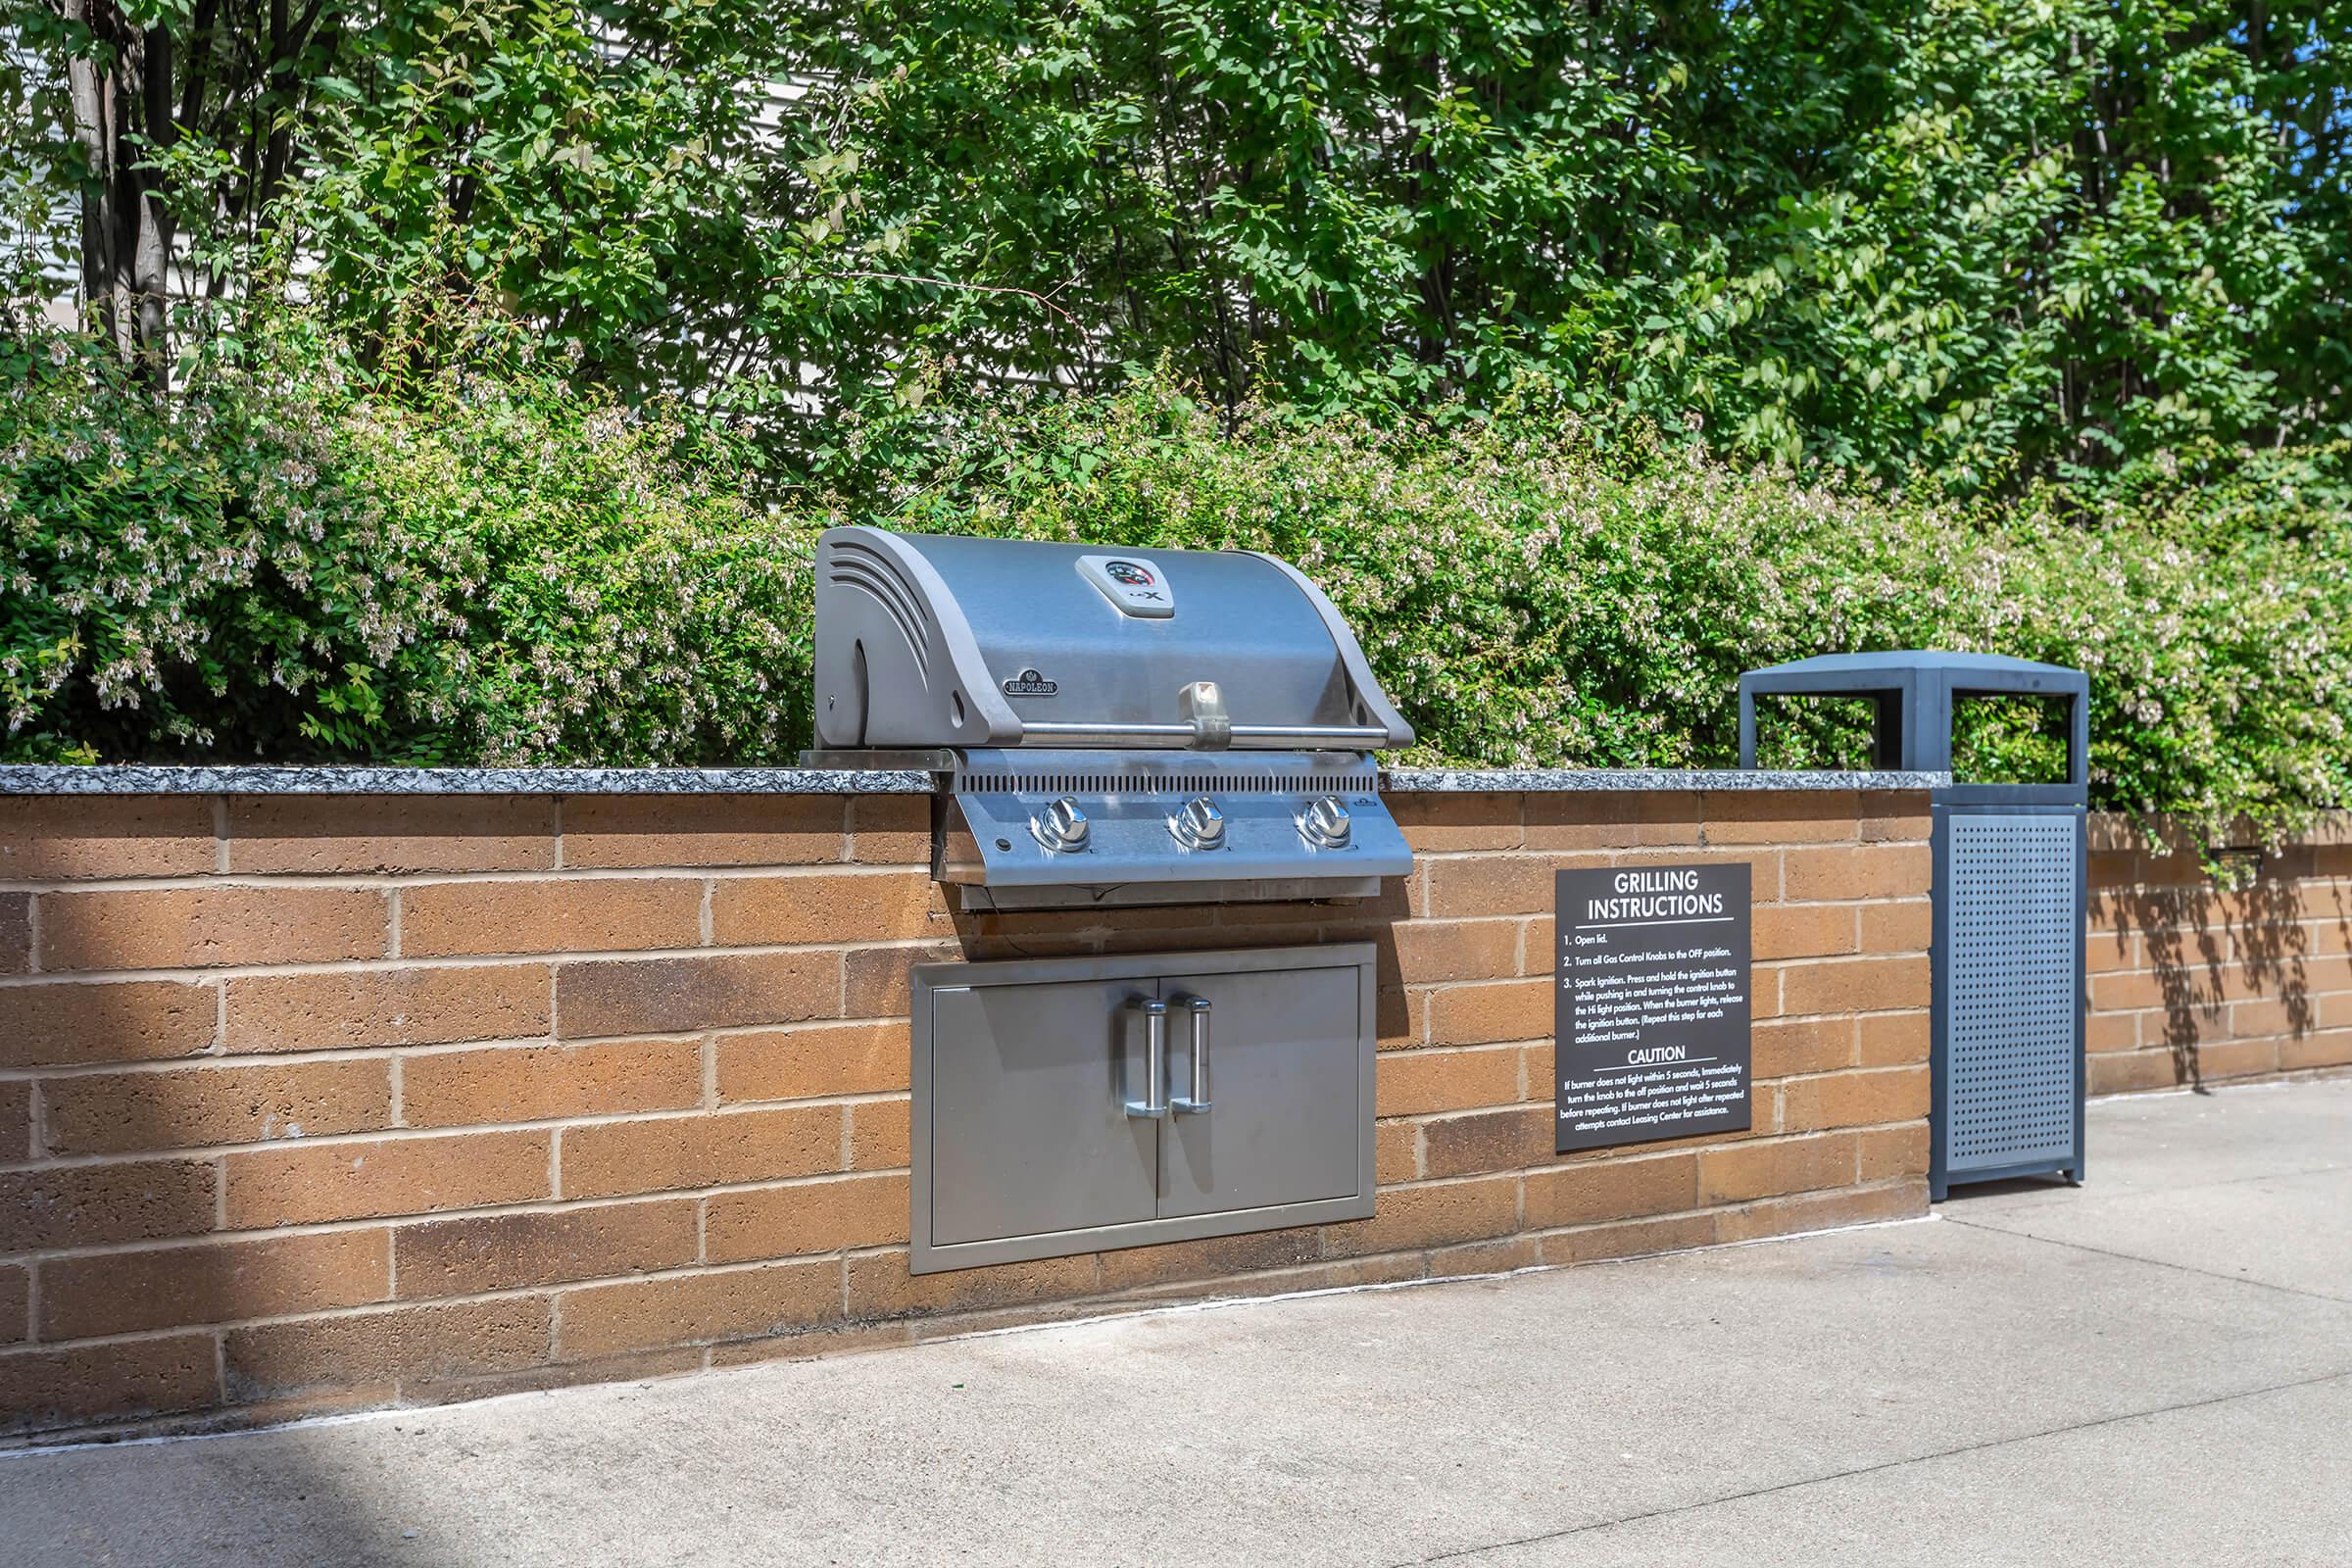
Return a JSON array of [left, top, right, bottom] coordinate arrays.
[[6, 1080, 2348, 1567]]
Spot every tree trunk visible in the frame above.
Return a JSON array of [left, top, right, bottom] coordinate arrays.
[[259, 0, 295, 208], [60, 1, 176, 385], [63, 0, 121, 348], [131, 25, 178, 387]]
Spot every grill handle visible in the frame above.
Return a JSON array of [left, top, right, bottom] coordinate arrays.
[[1172, 995, 1211, 1113], [1018, 720, 1392, 749], [1124, 998, 1170, 1118], [1179, 681, 1233, 749]]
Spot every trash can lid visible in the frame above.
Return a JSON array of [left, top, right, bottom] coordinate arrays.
[[1740, 651, 2085, 693], [1737, 650, 2088, 786]]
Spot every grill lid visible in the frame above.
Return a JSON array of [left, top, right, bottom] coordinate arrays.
[[813, 527, 1413, 752]]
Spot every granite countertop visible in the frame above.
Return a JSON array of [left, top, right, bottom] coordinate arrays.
[[0, 763, 1945, 796], [1378, 767, 1946, 793]]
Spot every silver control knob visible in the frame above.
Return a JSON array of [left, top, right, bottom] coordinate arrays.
[[1297, 794, 1353, 850], [1029, 797, 1091, 854], [1167, 798, 1227, 852]]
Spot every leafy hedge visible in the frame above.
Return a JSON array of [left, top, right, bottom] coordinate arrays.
[[1, 323, 811, 765], [875, 388, 2352, 837], [5, 325, 2347, 840]]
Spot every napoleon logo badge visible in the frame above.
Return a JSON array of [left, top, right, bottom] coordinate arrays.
[[1001, 667, 1059, 697]]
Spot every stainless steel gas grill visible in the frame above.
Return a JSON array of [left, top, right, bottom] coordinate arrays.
[[808, 525, 1416, 908], [810, 526, 1411, 1272]]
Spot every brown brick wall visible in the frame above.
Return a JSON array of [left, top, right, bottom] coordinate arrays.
[[2085, 812, 2352, 1094], [0, 788, 1933, 1441]]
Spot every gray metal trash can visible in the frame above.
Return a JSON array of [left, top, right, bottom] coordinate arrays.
[[1739, 652, 2087, 1200]]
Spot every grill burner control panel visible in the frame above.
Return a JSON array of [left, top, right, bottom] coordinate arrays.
[[1027, 792, 1353, 857], [944, 749, 1406, 910]]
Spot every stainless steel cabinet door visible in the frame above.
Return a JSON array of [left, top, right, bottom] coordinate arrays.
[[926, 980, 1159, 1247], [1157, 964, 1364, 1219]]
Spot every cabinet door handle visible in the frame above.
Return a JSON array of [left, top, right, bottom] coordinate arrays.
[[1124, 998, 1170, 1118], [1172, 995, 1211, 1113]]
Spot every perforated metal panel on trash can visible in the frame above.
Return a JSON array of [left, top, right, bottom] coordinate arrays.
[[1740, 653, 2088, 1199]]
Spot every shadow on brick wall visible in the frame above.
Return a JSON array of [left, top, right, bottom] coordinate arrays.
[[2091, 851, 2351, 1092]]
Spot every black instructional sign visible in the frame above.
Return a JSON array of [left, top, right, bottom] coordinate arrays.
[[1554, 863, 1753, 1152]]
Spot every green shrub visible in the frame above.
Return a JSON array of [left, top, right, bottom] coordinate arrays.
[[865, 378, 2352, 838], [6, 326, 2346, 844], [2, 320, 817, 765]]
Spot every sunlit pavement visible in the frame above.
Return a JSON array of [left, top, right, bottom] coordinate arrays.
[[6, 1078, 2348, 1568]]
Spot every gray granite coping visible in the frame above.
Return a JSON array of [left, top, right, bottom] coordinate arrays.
[[1380, 767, 1947, 793], [0, 763, 1945, 796], [0, 765, 934, 796]]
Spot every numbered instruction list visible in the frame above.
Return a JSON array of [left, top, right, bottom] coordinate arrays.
[[1554, 862, 1754, 1152]]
